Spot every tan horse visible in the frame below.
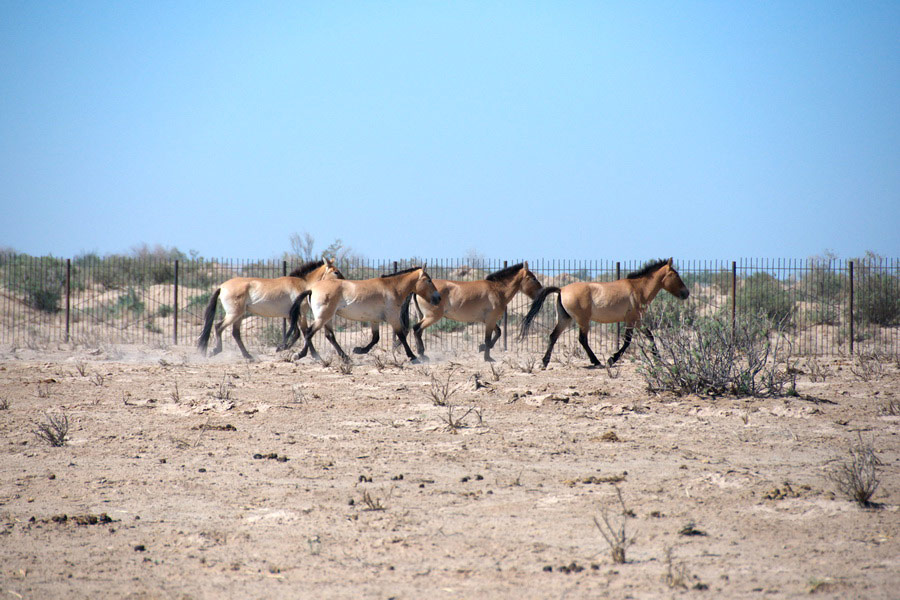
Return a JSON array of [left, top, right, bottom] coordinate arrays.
[[285, 266, 441, 363], [520, 258, 689, 368], [197, 258, 343, 359], [411, 262, 542, 361]]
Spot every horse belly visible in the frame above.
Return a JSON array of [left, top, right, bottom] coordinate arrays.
[[247, 296, 293, 318], [337, 303, 385, 323], [591, 295, 634, 324], [444, 303, 491, 324]]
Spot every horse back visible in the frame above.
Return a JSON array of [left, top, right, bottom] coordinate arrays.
[[561, 281, 638, 324]]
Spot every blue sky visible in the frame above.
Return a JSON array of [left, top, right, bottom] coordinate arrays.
[[1, 1, 898, 261]]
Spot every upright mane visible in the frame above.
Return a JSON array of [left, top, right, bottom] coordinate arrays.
[[288, 261, 325, 278], [380, 266, 420, 278], [485, 263, 524, 282], [626, 259, 669, 279]]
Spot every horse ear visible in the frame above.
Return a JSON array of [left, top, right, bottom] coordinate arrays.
[[667, 257, 673, 266], [523, 261, 529, 270]]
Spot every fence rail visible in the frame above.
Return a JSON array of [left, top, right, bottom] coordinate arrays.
[[1, 255, 897, 356]]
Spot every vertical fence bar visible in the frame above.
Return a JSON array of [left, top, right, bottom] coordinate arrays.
[[848, 260, 854, 355], [615, 262, 621, 349], [173, 260, 179, 345], [282, 260, 288, 338], [65, 258, 71, 343], [502, 260, 508, 351], [731, 261, 737, 338]]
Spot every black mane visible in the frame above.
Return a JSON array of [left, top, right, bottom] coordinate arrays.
[[288, 260, 324, 278], [485, 263, 524, 282], [381, 266, 420, 278], [626, 259, 669, 279]]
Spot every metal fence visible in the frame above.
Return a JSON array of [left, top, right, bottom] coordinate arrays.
[[1, 254, 897, 356]]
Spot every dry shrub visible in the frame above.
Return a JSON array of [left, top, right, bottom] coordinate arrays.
[[33, 412, 69, 447], [827, 434, 881, 507]]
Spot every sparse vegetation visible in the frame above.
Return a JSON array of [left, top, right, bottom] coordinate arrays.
[[427, 368, 461, 406], [662, 546, 690, 590], [441, 404, 483, 432], [593, 486, 634, 564], [827, 433, 881, 507], [637, 311, 795, 397], [850, 352, 886, 381], [214, 374, 234, 401], [33, 412, 70, 447]]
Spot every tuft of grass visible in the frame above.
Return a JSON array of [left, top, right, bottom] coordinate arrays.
[[213, 374, 234, 401], [441, 404, 483, 433], [662, 546, 690, 590], [427, 368, 461, 407], [850, 352, 885, 382], [74, 361, 88, 377], [827, 433, 881, 507], [360, 489, 392, 511], [593, 485, 634, 564], [89, 372, 105, 387], [0, 397, 9, 410], [33, 412, 69, 447]]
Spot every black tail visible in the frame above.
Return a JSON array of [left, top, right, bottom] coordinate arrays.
[[197, 288, 221, 353], [287, 290, 313, 338], [519, 286, 561, 339], [400, 292, 413, 335]]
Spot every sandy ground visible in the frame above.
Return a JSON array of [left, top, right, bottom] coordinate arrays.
[[0, 341, 898, 599]]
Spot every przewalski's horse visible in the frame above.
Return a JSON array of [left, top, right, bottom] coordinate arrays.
[[197, 258, 343, 360], [520, 258, 689, 368], [285, 266, 441, 363], [411, 262, 542, 362]]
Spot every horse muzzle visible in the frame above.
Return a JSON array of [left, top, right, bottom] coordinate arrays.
[[430, 292, 441, 306], [679, 289, 690, 300]]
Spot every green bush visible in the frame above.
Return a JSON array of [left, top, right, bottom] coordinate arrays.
[[637, 311, 794, 397], [112, 288, 145, 316], [856, 273, 900, 326], [432, 318, 467, 333], [737, 272, 795, 326]]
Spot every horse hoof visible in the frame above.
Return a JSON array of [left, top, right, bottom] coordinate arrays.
[[418, 354, 430, 362], [352, 347, 367, 355]]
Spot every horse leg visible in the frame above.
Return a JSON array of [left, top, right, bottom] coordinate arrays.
[[393, 326, 419, 362], [541, 316, 571, 368], [353, 323, 380, 354], [323, 325, 349, 362], [412, 314, 442, 359], [641, 326, 661, 360], [211, 319, 226, 356], [478, 325, 502, 352], [577, 328, 602, 367], [608, 326, 633, 366], [231, 318, 254, 360]]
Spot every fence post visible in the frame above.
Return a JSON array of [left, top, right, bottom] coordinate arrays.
[[849, 260, 854, 355], [65, 258, 71, 343], [615, 262, 621, 349], [502, 260, 508, 351], [731, 261, 737, 339], [173, 260, 179, 345]]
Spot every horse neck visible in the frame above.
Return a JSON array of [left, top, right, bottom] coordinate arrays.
[[396, 270, 421, 297], [634, 268, 667, 305], [302, 266, 326, 283], [495, 271, 525, 301]]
